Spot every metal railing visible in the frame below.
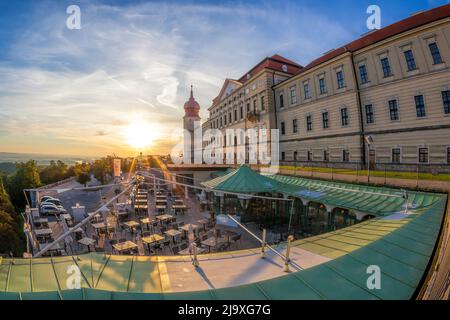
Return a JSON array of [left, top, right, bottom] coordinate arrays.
[[33, 180, 136, 258], [227, 214, 302, 272]]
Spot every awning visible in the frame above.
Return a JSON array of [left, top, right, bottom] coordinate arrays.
[[201, 165, 280, 193]]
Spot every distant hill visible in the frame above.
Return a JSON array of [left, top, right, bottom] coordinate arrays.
[[0, 162, 17, 175], [0, 152, 95, 165]]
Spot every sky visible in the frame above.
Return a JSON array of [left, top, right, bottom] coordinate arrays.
[[0, 0, 449, 158]]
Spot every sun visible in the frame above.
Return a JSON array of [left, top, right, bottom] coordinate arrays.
[[124, 118, 158, 149]]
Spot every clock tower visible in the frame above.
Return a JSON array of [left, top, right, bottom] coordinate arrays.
[[183, 85, 201, 164]]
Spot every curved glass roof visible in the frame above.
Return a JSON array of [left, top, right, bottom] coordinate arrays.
[[0, 192, 446, 300]]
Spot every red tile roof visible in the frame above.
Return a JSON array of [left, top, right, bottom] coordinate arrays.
[[237, 54, 302, 83], [211, 54, 302, 106], [298, 4, 450, 74]]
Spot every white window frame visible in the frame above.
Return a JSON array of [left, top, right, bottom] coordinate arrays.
[[391, 147, 402, 164], [417, 146, 429, 164]]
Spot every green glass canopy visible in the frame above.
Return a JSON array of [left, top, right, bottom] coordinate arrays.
[[202, 165, 280, 193]]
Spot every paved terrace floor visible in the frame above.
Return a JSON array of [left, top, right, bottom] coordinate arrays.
[[0, 192, 446, 299]]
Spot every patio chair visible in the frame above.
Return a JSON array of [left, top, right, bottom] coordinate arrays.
[[142, 231, 152, 238], [151, 221, 159, 232], [180, 242, 188, 250], [172, 245, 180, 255], [228, 234, 241, 248], [109, 239, 117, 254], [217, 242, 229, 252]]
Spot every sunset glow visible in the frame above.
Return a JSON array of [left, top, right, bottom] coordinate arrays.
[[124, 118, 159, 149]]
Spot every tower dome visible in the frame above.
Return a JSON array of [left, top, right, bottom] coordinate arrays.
[[184, 85, 200, 117]]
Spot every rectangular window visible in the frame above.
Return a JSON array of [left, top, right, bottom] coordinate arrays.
[[323, 150, 329, 162], [223, 115, 227, 125], [281, 122, 285, 135], [246, 103, 250, 114], [404, 50, 417, 71], [307, 151, 312, 161], [290, 86, 298, 104], [228, 113, 232, 123], [389, 100, 399, 121], [293, 151, 298, 161], [380, 57, 392, 77], [292, 119, 298, 133], [279, 94, 284, 108], [306, 115, 312, 131], [392, 148, 401, 164], [261, 96, 265, 111], [447, 147, 450, 164], [429, 42, 443, 65], [419, 148, 428, 163], [365, 104, 374, 124], [304, 83, 311, 99], [442, 91, 450, 114], [343, 150, 350, 162], [414, 95, 426, 118], [319, 78, 327, 95], [336, 71, 345, 89], [240, 106, 243, 119], [341, 108, 349, 126], [322, 112, 329, 129], [253, 100, 257, 112], [281, 152, 285, 161], [359, 65, 369, 84], [234, 109, 237, 121]]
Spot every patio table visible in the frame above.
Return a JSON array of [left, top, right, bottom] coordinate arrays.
[[113, 241, 138, 253], [197, 219, 209, 231], [123, 220, 140, 232], [142, 234, 164, 245], [156, 214, 173, 222], [165, 229, 182, 242], [78, 237, 96, 252], [35, 228, 53, 238], [201, 237, 225, 253]]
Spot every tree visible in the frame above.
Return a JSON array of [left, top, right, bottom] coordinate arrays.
[[0, 177, 25, 256], [7, 160, 42, 210], [39, 160, 69, 184], [74, 162, 91, 187], [92, 157, 112, 185]]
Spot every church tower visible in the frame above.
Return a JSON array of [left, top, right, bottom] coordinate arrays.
[[183, 85, 201, 164]]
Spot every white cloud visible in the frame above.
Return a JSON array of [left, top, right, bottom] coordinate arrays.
[[0, 1, 352, 156]]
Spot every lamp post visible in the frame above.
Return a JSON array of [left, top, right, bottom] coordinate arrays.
[[364, 135, 374, 184]]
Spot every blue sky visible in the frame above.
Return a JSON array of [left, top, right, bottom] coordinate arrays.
[[0, 0, 448, 157]]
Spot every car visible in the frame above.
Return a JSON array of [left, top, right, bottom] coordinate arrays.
[[39, 202, 67, 214], [40, 198, 62, 206], [40, 205, 62, 216], [40, 196, 57, 202]]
